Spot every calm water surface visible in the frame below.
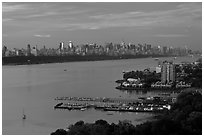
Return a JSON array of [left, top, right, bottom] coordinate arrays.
[[2, 56, 199, 135]]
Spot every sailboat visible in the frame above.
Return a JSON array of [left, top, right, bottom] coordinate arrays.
[[22, 109, 26, 120]]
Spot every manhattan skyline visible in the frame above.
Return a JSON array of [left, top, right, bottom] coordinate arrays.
[[2, 2, 202, 50]]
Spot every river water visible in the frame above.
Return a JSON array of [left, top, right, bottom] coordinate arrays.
[[2, 56, 199, 135]]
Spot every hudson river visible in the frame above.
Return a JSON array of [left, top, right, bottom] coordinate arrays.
[[2, 56, 199, 135]]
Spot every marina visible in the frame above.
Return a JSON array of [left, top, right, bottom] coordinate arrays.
[[55, 96, 139, 104], [54, 96, 174, 113]]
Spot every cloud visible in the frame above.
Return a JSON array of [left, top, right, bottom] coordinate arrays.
[[34, 34, 51, 38], [2, 34, 8, 37], [3, 3, 90, 20], [20, 9, 90, 19], [2, 3, 28, 12], [154, 34, 187, 38], [83, 3, 201, 30], [23, 11, 58, 18], [90, 11, 143, 20], [90, 3, 201, 21], [3, 3, 201, 32], [2, 18, 13, 22]]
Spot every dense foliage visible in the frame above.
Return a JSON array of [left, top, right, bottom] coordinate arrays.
[[176, 58, 202, 88], [51, 89, 202, 135]]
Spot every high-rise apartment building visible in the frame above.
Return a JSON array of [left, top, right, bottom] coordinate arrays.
[[161, 61, 175, 83]]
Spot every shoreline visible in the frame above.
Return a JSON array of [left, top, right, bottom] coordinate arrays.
[[2, 54, 177, 66]]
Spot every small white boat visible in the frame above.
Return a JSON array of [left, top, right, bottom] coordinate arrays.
[[22, 109, 26, 120], [80, 108, 86, 111], [22, 114, 26, 120]]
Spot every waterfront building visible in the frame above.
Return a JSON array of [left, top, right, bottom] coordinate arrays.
[[161, 61, 175, 83]]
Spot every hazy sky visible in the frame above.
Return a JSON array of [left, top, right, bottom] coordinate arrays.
[[2, 2, 202, 50]]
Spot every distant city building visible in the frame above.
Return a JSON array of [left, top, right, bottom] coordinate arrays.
[[26, 44, 31, 56], [2, 46, 7, 57], [162, 46, 168, 55], [31, 45, 38, 56], [60, 42, 64, 50], [161, 61, 175, 83], [68, 41, 73, 48], [2, 41, 199, 57]]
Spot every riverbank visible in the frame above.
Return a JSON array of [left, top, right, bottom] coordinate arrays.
[[3, 54, 174, 65]]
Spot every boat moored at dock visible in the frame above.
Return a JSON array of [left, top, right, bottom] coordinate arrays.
[[54, 96, 172, 113]]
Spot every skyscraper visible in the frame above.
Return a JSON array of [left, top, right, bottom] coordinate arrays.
[[68, 41, 73, 48], [161, 61, 175, 83], [26, 44, 31, 56], [59, 42, 64, 50]]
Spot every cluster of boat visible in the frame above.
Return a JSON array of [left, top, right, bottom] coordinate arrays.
[[100, 104, 170, 112], [55, 96, 111, 102], [54, 102, 90, 111], [54, 96, 172, 113], [54, 96, 137, 104]]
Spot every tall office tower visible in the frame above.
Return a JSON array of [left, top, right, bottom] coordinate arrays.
[[26, 44, 31, 56], [59, 42, 64, 50], [68, 41, 73, 48], [161, 61, 175, 83]]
